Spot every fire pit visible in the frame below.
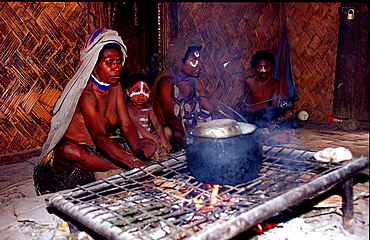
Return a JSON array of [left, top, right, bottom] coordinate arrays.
[[46, 146, 369, 240]]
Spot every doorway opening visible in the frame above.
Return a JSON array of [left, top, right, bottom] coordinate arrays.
[[112, 2, 160, 85]]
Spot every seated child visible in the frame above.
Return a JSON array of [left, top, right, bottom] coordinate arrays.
[[125, 74, 172, 156], [234, 50, 299, 130]]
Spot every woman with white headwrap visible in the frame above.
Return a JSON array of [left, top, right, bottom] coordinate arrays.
[[34, 28, 155, 195]]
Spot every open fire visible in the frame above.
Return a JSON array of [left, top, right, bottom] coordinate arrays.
[[46, 146, 369, 240], [253, 221, 278, 234], [193, 184, 220, 209]]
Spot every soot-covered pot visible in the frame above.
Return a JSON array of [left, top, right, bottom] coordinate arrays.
[[186, 119, 263, 186]]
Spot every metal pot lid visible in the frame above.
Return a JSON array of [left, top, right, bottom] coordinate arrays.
[[237, 122, 257, 135], [190, 119, 243, 138]]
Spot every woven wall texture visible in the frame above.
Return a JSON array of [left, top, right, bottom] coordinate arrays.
[[166, 2, 340, 121], [0, 2, 341, 156], [0, 2, 89, 155]]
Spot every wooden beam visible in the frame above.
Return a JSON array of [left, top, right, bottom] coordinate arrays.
[[0, 149, 41, 166], [334, 3, 369, 120], [86, 2, 108, 33], [342, 177, 355, 233]]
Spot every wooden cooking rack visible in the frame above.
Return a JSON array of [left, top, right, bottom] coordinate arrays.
[[46, 146, 369, 240]]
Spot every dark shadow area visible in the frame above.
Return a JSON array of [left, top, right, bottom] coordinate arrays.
[[47, 207, 108, 240]]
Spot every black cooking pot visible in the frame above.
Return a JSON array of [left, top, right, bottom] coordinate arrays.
[[186, 120, 263, 186]]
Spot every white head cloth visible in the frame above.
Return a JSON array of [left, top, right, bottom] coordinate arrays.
[[39, 28, 127, 160]]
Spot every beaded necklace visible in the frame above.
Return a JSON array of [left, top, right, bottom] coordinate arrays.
[[90, 74, 111, 90], [256, 76, 270, 86], [177, 75, 189, 82]]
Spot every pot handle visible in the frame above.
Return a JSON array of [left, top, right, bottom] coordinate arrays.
[[185, 137, 193, 146]]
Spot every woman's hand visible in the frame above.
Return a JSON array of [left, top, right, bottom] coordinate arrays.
[[161, 139, 172, 153]]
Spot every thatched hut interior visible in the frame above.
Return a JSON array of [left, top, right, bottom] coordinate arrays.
[[0, 2, 368, 239], [0, 2, 368, 159]]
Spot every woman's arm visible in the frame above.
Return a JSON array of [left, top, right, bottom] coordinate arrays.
[[80, 87, 146, 169], [149, 106, 171, 153], [158, 76, 185, 134], [116, 82, 143, 152]]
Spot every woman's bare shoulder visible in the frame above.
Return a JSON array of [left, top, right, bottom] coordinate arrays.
[[159, 75, 173, 84]]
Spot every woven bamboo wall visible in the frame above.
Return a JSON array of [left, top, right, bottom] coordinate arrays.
[[284, 2, 341, 120], [0, 2, 341, 156], [164, 2, 340, 121], [0, 2, 89, 155]]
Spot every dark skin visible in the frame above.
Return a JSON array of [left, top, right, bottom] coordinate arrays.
[[53, 48, 155, 172], [126, 80, 172, 154], [235, 59, 293, 124], [153, 50, 221, 146]]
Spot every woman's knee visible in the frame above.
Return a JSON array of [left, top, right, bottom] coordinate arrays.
[[56, 141, 78, 157]]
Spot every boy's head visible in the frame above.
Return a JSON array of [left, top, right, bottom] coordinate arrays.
[[251, 50, 275, 68], [125, 74, 151, 106], [251, 50, 275, 80]]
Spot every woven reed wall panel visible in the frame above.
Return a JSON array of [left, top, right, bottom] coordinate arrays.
[[171, 2, 280, 115], [0, 2, 89, 155], [284, 2, 340, 120], [170, 2, 340, 120]]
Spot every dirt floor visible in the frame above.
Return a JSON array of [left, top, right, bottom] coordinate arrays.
[[0, 120, 368, 239], [234, 173, 369, 240]]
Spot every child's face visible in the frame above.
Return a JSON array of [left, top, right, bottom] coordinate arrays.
[[253, 59, 273, 80], [126, 80, 150, 105]]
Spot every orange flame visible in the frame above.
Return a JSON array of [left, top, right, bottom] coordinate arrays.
[[256, 224, 263, 233], [252, 222, 278, 234], [194, 184, 220, 209]]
